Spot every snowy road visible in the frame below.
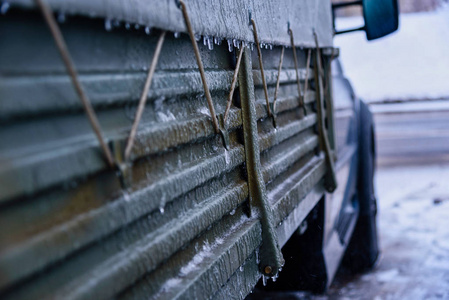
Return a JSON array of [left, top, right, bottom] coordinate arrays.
[[372, 100, 449, 166], [326, 164, 449, 300], [248, 164, 449, 300]]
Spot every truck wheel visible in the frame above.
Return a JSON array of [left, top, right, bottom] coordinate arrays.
[[342, 100, 379, 273]]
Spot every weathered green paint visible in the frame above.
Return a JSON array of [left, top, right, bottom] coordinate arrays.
[[314, 48, 338, 193], [238, 49, 284, 277], [0, 6, 335, 299]]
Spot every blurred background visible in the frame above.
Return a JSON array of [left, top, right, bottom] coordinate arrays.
[[326, 0, 449, 298]]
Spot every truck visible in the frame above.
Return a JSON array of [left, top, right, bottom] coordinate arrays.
[[0, 0, 398, 298]]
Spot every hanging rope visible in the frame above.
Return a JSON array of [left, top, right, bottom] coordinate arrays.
[[34, 0, 115, 168], [288, 28, 307, 116], [223, 43, 244, 124], [273, 46, 285, 115], [251, 19, 272, 119], [124, 31, 166, 161], [178, 0, 220, 134]]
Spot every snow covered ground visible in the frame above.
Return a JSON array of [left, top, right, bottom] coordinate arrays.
[[334, 5, 449, 103], [326, 164, 449, 299]]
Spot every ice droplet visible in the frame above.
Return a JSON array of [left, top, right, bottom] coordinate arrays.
[[123, 191, 131, 202], [145, 26, 151, 35], [134, 24, 140, 29], [113, 20, 120, 27], [230, 208, 236, 215], [125, 22, 131, 30], [174, 31, 180, 38], [227, 39, 234, 52], [195, 34, 202, 41], [104, 19, 112, 31], [239, 265, 244, 272], [1, 2, 10, 15], [57, 12, 66, 23], [159, 206, 165, 214]]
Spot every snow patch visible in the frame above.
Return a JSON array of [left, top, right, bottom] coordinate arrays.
[[335, 5, 449, 102]]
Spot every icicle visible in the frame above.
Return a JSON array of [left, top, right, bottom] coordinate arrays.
[[125, 22, 131, 30], [134, 24, 140, 29], [262, 275, 267, 286], [195, 33, 202, 41], [0, 2, 10, 15], [104, 19, 112, 31], [227, 39, 234, 52], [57, 12, 66, 23], [174, 31, 180, 38], [145, 26, 151, 35], [207, 37, 214, 50]]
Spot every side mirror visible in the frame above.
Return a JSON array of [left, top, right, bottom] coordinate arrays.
[[333, 0, 399, 40]]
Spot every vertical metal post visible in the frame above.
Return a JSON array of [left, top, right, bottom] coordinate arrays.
[[313, 45, 337, 193], [323, 54, 337, 154], [238, 49, 284, 278]]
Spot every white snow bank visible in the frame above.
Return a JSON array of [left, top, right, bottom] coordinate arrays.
[[334, 5, 449, 103]]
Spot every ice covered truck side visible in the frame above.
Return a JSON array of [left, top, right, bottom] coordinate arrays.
[[0, 0, 398, 299]]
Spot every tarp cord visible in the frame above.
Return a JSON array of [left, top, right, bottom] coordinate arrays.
[[288, 28, 307, 116], [124, 31, 166, 161], [179, 0, 220, 133], [34, 0, 115, 168]]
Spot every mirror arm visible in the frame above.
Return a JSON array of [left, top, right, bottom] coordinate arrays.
[[332, 0, 362, 9], [334, 26, 365, 35]]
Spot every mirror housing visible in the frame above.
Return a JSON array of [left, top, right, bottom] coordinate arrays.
[[363, 0, 399, 40], [333, 0, 399, 40]]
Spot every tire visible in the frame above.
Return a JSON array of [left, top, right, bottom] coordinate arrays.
[[342, 100, 379, 273]]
